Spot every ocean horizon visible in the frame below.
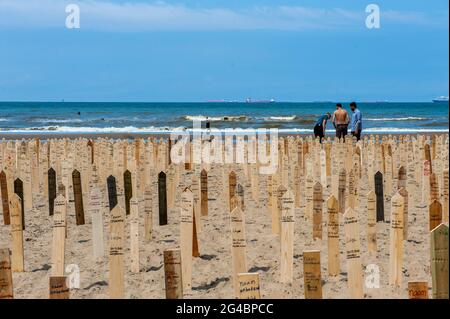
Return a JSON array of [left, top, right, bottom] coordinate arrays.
[[0, 101, 448, 135]]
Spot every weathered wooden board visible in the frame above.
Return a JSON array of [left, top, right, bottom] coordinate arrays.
[[130, 198, 140, 274], [89, 187, 104, 259], [280, 189, 295, 283], [144, 184, 152, 241], [164, 249, 183, 299], [109, 205, 125, 298], [237, 273, 261, 299], [389, 193, 404, 286], [230, 206, 247, 297], [367, 190, 377, 252], [0, 171, 10, 225], [327, 195, 339, 276], [338, 169, 346, 214], [374, 171, 384, 222], [180, 188, 193, 291], [429, 200, 442, 232], [158, 171, 168, 226], [48, 168, 56, 216], [430, 223, 448, 299], [200, 169, 208, 216], [303, 250, 322, 299], [0, 249, 13, 299], [51, 194, 66, 276], [49, 276, 69, 299], [72, 170, 85, 225], [124, 170, 132, 215], [408, 282, 428, 299], [13, 178, 24, 230], [107, 175, 118, 211], [10, 194, 24, 272], [312, 182, 323, 240], [344, 208, 363, 298]]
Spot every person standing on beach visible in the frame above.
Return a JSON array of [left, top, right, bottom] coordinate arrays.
[[314, 112, 331, 143], [349, 102, 362, 141], [332, 103, 350, 140]]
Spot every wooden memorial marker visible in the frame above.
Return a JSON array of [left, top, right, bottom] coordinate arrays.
[[398, 187, 409, 239], [312, 182, 323, 240], [280, 189, 295, 283], [0, 171, 10, 225], [129, 198, 140, 275], [305, 175, 313, 219], [327, 195, 340, 276], [389, 193, 404, 286], [443, 170, 449, 223], [230, 206, 247, 297], [422, 160, 431, 204], [303, 250, 322, 299], [124, 170, 132, 215], [107, 175, 118, 210], [13, 178, 24, 230], [109, 205, 125, 299], [48, 168, 56, 216], [237, 273, 261, 299], [430, 223, 449, 299], [164, 249, 183, 299], [398, 166, 406, 190], [72, 170, 85, 225], [10, 194, 24, 272], [367, 190, 377, 252], [236, 184, 245, 211], [408, 282, 429, 299], [429, 200, 442, 232], [338, 169, 346, 214], [200, 169, 208, 216], [89, 187, 104, 259], [429, 173, 439, 203], [0, 249, 13, 299], [374, 171, 384, 222], [49, 276, 69, 299], [229, 171, 237, 212], [180, 188, 193, 291], [158, 171, 168, 226], [51, 195, 66, 276], [144, 184, 152, 241], [348, 169, 356, 210], [343, 208, 363, 298]]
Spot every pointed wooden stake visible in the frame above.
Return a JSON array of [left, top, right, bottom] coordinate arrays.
[[164, 249, 183, 299], [344, 208, 363, 298], [303, 250, 322, 299], [327, 195, 340, 276], [430, 223, 448, 299], [0, 249, 13, 299]]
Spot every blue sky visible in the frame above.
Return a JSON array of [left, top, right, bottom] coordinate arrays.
[[0, 0, 448, 102]]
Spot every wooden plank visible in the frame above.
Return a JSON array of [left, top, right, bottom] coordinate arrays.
[[303, 250, 322, 299], [107, 175, 118, 210], [430, 223, 449, 299], [348, 169, 355, 210], [228, 171, 237, 212], [0, 171, 10, 225], [180, 188, 193, 291], [280, 189, 295, 283], [158, 171, 168, 225], [305, 175, 313, 219], [10, 194, 24, 272], [13, 178, 24, 230], [108, 205, 125, 299], [374, 171, 384, 222], [0, 249, 13, 299], [144, 184, 152, 241], [343, 208, 363, 298], [124, 170, 132, 215], [72, 169, 85, 225], [338, 169, 346, 214], [327, 195, 340, 276], [49, 276, 69, 299], [130, 198, 140, 273], [429, 173, 439, 203], [89, 187, 104, 259], [312, 182, 323, 240], [408, 282, 429, 299], [48, 168, 56, 216], [237, 273, 261, 299], [164, 249, 183, 299], [367, 190, 377, 252], [200, 169, 208, 216], [444, 169, 449, 223], [398, 166, 406, 190], [389, 192, 404, 286], [51, 194, 66, 276], [399, 187, 409, 240], [230, 206, 247, 297], [429, 200, 443, 232]]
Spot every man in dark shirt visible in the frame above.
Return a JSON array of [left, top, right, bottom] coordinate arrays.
[[313, 112, 331, 143]]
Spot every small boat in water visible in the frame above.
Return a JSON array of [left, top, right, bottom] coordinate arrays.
[[432, 96, 449, 103]]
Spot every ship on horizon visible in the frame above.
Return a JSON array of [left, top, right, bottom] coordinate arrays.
[[245, 98, 275, 104], [432, 96, 449, 103]]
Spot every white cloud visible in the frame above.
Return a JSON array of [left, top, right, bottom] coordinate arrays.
[[0, 0, 446, 31]]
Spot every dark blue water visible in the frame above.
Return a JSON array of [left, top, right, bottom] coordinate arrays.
[[0, 102, 448, 134]]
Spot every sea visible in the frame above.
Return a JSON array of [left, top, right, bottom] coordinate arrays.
[[0, 102, 448, 135]]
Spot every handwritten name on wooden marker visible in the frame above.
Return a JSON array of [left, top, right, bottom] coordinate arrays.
[[164, 249, 183, 299], [72, 170, 85, 225], [344, 208, 363, 298], [230, 206, 247, 298], [0, 249, 13, 299], [303, 250, 322, 299], [280, 189, 295, 283], [48, 168, 56, 216], [429, 200, 442, 232], [408, 282, 429, 299], [327, 195, 340, 276], [389, 192, 404, 286], [180, 188, 193, 291], [109, 205, 125, 299], [312, 182, 323, 240], [51, 194, 66, 276], [49, 276, 69, 299], [200, 169, 208, 216], [158, 171, 168, 225], [374, 171, 384, 222], [430, 223, 449, 299], [366, 191, 377, 252], [130, 198, 140, 273], [237, 273, 261, 299], [89, 187, 104, 259], [0, 171, 10, 225], [10, 194, 24, 272]]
